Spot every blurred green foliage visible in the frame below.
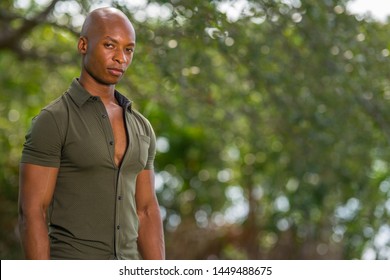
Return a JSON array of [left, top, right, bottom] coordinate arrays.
[[1, 0, 390, 259]]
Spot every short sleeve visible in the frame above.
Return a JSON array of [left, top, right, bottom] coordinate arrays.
[[21, 109, 62, 167], [144, 121, 156, 170]]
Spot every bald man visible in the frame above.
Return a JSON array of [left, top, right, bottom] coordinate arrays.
[[18, 7, 165, 260]]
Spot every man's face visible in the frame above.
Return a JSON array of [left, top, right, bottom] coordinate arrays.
[[81, 17, 136, 86]]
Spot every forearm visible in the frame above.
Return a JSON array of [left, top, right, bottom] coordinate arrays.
[[137, 206, 165, 260], [19, 212, 50, 259], [18, 164, 58, 259]]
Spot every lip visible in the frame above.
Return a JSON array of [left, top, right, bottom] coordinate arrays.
[[107, 68, 124, 76]]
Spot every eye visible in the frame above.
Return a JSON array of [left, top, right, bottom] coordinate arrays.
[[104, 43, 114, 49], [126, 48, 134, 53]]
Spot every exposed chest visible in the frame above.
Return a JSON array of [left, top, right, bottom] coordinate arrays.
[[60, 100, 148, 173], [106, 105, 127, 167]]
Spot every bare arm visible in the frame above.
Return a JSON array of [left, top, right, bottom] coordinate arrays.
[[18, 163, 58, 259], [135, 169, 165, 260]]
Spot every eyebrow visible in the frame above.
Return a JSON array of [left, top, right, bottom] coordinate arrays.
[[104, 36, 135, 46]]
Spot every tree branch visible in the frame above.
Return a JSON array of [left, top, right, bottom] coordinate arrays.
[[0, 0, 82, 62]]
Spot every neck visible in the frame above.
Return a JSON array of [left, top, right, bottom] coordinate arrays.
[[79, 74, 116, 103]]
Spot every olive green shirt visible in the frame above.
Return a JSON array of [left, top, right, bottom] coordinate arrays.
[[21, 79, 156, 259]]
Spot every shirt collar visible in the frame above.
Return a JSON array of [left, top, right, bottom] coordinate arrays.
[[67, 78, 133, 112], [114, 90, 133, 112]]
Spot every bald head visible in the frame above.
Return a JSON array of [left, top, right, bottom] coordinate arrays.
[[80, 7, 135, 40], [77, 7, 137, 87]]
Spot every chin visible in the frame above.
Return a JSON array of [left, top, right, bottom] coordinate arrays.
[[96, 77, 121, 86]]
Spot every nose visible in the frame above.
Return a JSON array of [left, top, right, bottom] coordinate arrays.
[[113, 49, 127, 64]]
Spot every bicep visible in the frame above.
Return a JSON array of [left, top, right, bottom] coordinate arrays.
[[135, 169, 158, 212], [19, 163, 59, 214]]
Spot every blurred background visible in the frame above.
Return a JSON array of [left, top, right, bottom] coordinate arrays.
[[1, 0, 390, 260]]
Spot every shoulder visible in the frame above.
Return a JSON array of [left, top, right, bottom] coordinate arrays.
[[131, 108, 152, 125], [130, 108, 155, 136], [35, 92, 73, 126], [41, 93, 70, 116], [30, 92, 72, 142]]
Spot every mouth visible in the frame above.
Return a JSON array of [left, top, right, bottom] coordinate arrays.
[[107, 68, 124, 77]]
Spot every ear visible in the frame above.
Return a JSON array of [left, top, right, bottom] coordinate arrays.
[[78, 36, 88, 54]]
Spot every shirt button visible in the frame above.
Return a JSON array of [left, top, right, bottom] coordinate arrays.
[[118, 196, 122, 200], [102, 114, 107, 118], [109, 141, 114, 145], [92, 96, 98, 101], [117, 225, 120, 230]]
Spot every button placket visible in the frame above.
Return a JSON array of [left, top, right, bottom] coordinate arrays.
[[99, 113, 114, 147]]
